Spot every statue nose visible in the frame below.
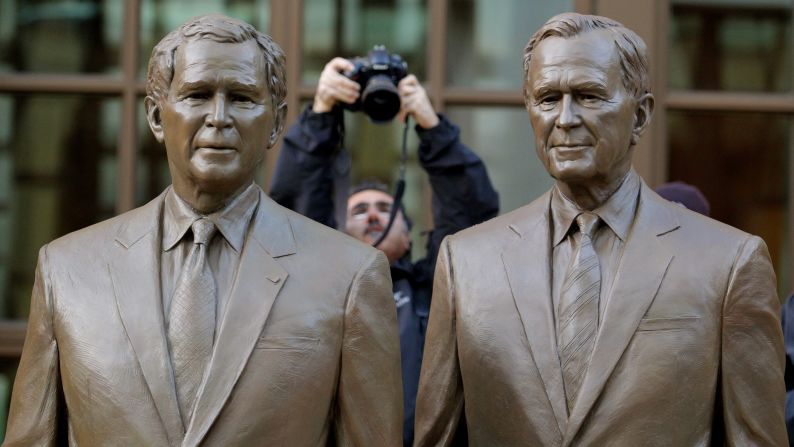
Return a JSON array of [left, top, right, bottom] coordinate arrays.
[[556, 95, 581, 129], [206, 95, 232, 128]]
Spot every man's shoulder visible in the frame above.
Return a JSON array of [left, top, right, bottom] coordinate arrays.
[[646, 186, 754, 251], [46, 192, 163, 257], [266, 197, 382, 262], [450, 191, 550, 245]]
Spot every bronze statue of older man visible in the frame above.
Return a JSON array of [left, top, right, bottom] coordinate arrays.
[[414, 12, 786, 446], [4, 15, 402, 447]]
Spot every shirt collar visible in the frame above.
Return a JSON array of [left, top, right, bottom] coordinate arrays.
[[550, 169, 641, 247], [162, 183, 260, 252]]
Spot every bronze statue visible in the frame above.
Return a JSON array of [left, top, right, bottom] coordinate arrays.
[[414, 12, 786, 446], [4, 15, 402, 446]]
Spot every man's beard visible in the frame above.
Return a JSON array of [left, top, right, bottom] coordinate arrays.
[[365, 221, 384, 240]]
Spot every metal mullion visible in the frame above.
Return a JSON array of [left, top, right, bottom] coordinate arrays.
[[666, 91, 794, 113], [423, 0, 447, 231], [0, 321, 27, 358], [444, 89, 524, 106], [264, 0, 302, 189], [117, 0, 141, 214], [427, 0, 446, 113], [788, 0, 794, 298], [652, 0, 670, 186], [0, 74, 126, 94], [574, 0, 596, 14]]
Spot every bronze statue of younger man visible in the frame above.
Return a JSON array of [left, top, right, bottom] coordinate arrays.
[[4, 15, 402, 447], [414, 13, 786, 446]]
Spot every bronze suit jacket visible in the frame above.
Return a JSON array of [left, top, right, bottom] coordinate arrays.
[[415, 181, 786, 446], [4, 187, 402, 447]]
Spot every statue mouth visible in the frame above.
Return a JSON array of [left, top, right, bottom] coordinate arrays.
[[196, 146, 236, 152]]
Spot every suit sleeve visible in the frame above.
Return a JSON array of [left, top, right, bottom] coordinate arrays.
[[414, 237, 465, 447], [335, 249, 402, 447], [720, 235, 788, 446], [4, 246, 62, 446]]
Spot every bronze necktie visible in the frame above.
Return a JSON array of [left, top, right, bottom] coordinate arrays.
[[168, 218, 217, 427], [558, 212, 601, 413]]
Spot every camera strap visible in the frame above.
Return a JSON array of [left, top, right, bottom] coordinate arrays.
[[372, 116, 410, 249]]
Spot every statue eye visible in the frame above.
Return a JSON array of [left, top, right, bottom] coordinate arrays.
[[230, 93, 254, 103], [186, 91, 210, 101], [579, 93, 601, 103], [538, 93, 559, 106]]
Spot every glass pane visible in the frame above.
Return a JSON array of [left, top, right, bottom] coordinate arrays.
[[447, 0, 572, 89], [667, 110, 791, 294], [302, 0, 428, 85], [669, 0, 792, 92], [136, 97, 266, 206], [446, 106, 553, 215], [0, 94, 119, 319], [0, 0, 123, 74], [0, 358, 19, 442], [139, 0, 270, 77]]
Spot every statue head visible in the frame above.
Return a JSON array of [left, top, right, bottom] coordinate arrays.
[[144, 14, 287, 211], [523, 13, 654, 193]]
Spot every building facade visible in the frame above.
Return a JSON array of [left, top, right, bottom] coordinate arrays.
[[0, 0, 792, 437]]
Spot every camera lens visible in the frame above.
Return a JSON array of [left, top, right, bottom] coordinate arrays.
[[361, 75, 401, 123]]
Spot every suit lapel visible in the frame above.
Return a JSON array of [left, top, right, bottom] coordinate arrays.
[[563, 184, 679, 445], [110, 191, 185, 447], [184, 193, 294, 447], [502, 193, 567, 438]]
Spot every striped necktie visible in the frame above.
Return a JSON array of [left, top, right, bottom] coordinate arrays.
[[558, 212, 601, 413], [167, 218, 217, 427]]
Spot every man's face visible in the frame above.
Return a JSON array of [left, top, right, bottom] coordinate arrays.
[[527, 30, 650, 188], [147, 38, 275, 199], [346, 189, 410, 263]]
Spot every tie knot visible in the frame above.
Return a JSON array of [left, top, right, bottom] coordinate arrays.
[[575, 212, 600, 238], [191, 218, 217, 245]]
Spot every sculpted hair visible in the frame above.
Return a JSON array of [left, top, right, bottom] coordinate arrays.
[[522, 13, 650, 103], [146, 14, 287, 142]]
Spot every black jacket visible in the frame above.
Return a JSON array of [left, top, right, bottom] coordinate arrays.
[[781, 293, 794, 445], [270, 106, 499, 446]]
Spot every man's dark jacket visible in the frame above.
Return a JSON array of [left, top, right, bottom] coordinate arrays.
[[269, 106, 498, 445]]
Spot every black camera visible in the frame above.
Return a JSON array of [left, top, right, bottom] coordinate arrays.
[[343, 45, 408, 123]]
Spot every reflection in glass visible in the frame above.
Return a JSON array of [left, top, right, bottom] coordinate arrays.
[[0, 95, 120, 319], [667, 110, 791, 292], [669, 1, 792, 92], [0, 0, 122, 74], [447, 0, 571, 89], [302, 0, 427, 84], [446, 106, 552, 214], [139, 0, 270, 77]]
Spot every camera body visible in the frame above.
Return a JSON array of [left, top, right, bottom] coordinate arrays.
[[344, 45, 408, 123]]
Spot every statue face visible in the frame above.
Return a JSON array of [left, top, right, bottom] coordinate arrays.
[[527, 30, 643, 188], [152, 38, 274, 197], [346, 189, 410, 263]]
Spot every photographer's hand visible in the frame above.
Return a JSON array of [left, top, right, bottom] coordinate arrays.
[[397, 75, 439, 129], [313, 58, 360, 113]]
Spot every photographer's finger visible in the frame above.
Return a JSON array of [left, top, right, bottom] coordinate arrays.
[[334, 73, 361, 93], [396, 107, 409, 124], [331, 84, 359, 104], [398, 74, 419, 88], [327, 57, 355, 73]]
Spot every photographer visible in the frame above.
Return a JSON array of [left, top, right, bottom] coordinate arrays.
[[269, 56, 498, 445]]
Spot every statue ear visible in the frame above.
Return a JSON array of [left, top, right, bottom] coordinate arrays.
[[631, 93, 654, 146], [267, 102, 287, 148], [145, 96, 165, 143]]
